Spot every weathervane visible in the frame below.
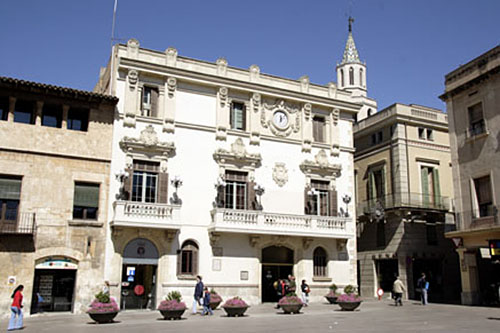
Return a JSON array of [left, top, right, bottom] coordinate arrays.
[[348, 16, 354, 33]]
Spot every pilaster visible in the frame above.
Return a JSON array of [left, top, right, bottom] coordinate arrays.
[[301, 103, 312, 152], [8, 96, 16, 122], [62, 105, 69, 128], [330, 108, 340, 156], [124, 69, 139, 128], [163, 77, 176, 133], [249, 92, 261, 145], [215, 87, 229, 141], [35, 101, 43, 126]]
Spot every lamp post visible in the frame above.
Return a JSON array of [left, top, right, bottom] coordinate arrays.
[[342, 194, 352, 217], [170, 176, 183, 204], [253, 184, 265, 210], [115, 170, 130, 200]]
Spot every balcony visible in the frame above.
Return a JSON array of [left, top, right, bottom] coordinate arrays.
[[0, 212, 36, 235], [456, 206, 498, 231], [356, 193, 452, 217], [209, 208, 352, 239], [111, 201, 181, 230]]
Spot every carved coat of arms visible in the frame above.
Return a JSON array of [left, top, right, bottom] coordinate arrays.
[[272, 162, 288, 187]]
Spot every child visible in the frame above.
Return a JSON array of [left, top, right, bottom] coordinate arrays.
[[202, 287, 213, 316]]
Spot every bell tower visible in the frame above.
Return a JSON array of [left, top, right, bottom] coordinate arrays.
[[336, 17, 367, 97]]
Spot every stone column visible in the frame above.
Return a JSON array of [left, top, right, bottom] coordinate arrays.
[[35, 101, 43, 126], [215, 87, 229, 141], [457, 247, 480, 305], [62, 105, 69, 129], [8, 96, 16, 122]]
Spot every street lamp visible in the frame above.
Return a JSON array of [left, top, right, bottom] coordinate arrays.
[[253, 184, 265, 210], [342, 194, 352, 217], [170, 176, 183, 204]]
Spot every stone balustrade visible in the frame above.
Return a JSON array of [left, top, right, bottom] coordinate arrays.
[[112, 201, 182, 229], [210, 208, 351, 239]]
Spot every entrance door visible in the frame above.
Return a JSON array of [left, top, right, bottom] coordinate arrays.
[[261, 246, 294, 302], [31, 269, 76, 313], [121, 238, 159, 310], [376, 259, 398, 292]]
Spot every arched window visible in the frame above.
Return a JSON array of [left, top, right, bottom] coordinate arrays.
[[340, 69, 344, 87], [313, 247, 327, 277], [360, 68, 364, 86], [178, 240, 199, 276], [349, 67, 354, 85], [367, 108, 372, 117]]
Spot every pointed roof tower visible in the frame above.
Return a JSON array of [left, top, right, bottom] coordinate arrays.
[[340, 17, 362, 65]]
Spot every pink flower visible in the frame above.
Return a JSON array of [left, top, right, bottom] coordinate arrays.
[[88, 298, 119, 313], [157, 300, 187, 311], [337, 293, 361, 302], [278, 296, 303, 305], [209, 292, 223, 303], [223, 297, 248, 308]]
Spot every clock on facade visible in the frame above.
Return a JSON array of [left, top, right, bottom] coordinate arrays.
[[273, 111, 288, 129]]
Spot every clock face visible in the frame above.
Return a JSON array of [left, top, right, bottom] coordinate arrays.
[[273, 111, 288, 129]]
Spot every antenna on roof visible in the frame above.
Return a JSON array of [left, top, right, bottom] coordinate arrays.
[[109, 0, 118, 95], [111, 0, 118, 50]]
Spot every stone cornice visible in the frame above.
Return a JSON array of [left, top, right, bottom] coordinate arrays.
[[300, 150, 342, 178], [213, 138, 262, 169], [119, 125, 175, 157]]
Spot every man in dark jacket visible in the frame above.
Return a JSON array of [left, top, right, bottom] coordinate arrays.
[[192, 275, 204, 314], [417, 273, 428, 305]]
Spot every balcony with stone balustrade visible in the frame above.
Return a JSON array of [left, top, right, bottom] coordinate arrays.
[[209, 208, 353, 239], [111, 201, 182, 230]]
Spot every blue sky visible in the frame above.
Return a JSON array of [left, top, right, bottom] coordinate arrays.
[[0, 0, 498, 110]]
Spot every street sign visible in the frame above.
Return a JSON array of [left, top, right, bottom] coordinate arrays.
[[489, 240, 500, 260], [452, 237, 462, 248], [377, 288, 384, 300]]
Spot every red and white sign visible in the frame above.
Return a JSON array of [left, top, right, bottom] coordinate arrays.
[[134, 285, 145, 296], [452, 237, 462, 248], [377, 288, 384, 300]]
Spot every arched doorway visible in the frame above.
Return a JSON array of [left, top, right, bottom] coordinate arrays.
[[121, 238, 159, 310], [261, 246, 294, 302]]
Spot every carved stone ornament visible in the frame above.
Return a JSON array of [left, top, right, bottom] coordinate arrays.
[[262, 99, 301, 137], [127, 38, 140, 58], [332, 108, 340, 126], [216, 57, 228, 76], [328, 82, 337, 98], [252, 93, 261, 113], [165, 47, 178, 66], [128, 70, 138, 86], [219, 87, 228, 107], [300, 149, 341, 178], [299, 75, 310, 93], [303, 103, 312, 121], [249, 235, 261, 248], [119, 125, 176, 157], [213, 138, 262, 168], [209, 232, 221, 247], [302, 237, 314, 250], [272, 162, 288, 187], [249, 64, 260, 81], [272, 235, 289, 247], [167, 77, 177, 98]]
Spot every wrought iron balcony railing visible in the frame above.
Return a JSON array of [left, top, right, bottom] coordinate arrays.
[[356, 192, 452, 217], [0, 212, 36, 235]]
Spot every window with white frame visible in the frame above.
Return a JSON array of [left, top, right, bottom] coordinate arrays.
[[224, 170, 247, 210], [309, 180, 329, 216], [131, 160, 159, 203], [141, 86, 159, 117], [230, 101, 246, 130]]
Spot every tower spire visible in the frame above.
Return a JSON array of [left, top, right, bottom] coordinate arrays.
[[341, 16, 361, 65]]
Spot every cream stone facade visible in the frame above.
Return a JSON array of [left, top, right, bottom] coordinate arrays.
[[0, 77, 117, 317], [94, 22, 374, 308], [440, 45, 500, 305], [354, 103, 460, 303]]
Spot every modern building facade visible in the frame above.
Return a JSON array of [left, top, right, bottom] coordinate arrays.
[[440, 45, 500, 305], [0, 77, 118, 316], [93, 21, 376, 308], [354, 103, 460, 303]]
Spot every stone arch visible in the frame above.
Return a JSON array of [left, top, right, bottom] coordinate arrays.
[[123, 238, 159, 260], [33, 247, 84, 263]]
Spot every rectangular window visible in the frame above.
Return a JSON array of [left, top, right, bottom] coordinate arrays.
[[420, 166, 441, 208], [14, 100, 34, 124], [67, 107, 89, 131], [142, 86, 159, 117], [418, 127, 425, 140], [313, 116, 325, 143], [131, 160, 159, 203], [0, 176, 21, 225], [73, 182, 99, 220], [371, 131, 383, 145], [230, 102, 246, 130], [468, 103, 485, 136], [225, 170, 247, 210], [181, 250, 193, 274], [426, 129, 434, 141], [0, 97, 8, 121], [367, 168, 385, 201], [310, 180, 329, 216], [42, 104, 62, 128], [474, 175, 493, 217]]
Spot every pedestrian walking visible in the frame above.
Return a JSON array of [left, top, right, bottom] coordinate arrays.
[[300, 279, 310, 306], [192, 275, 204, 314], [275, 279, 286, 309], [8, 284, 24, 331], [202, 287, 213, 316], [35, 292, 44, 314], [392, 276, 406, 306], [102, 280, 110, 296], [417, 273, 429, 305]]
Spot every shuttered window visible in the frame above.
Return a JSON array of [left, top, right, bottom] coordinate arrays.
[[468, 103, 485, 136], [308, 180, 337, 216], [73, 182, 99, 220], [313, 247, 328, 277], [474, 175, 493, 217], [230, 102, 246, 130], [225, 170, 247, 210], [313, 116, 325, 143], [0, 176, 21, 222], [142, 86, 159, 118]]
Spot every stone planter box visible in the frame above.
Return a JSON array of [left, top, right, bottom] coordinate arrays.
[[209, 301, 221, 310], [159, 309, 186, 320], [325, 296, 338, 304], [337, 301, 362, 311], [222, 306, 248, 317], [88, 312, 118, 324], [280, 303, 303, 314]]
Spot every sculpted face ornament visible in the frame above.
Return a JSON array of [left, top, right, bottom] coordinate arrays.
[[272, 162, 288, 187]]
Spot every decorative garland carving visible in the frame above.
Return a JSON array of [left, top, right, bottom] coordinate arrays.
[[252, 93, 261, 113], [262, 99, 301, 137], [119, 125, 176, 156], [213, 138, 262, 169], [303, 103, 312, 121], [219, 87, 228, 107], [167, 77, 176, 98], [332, 108, 340, 126]]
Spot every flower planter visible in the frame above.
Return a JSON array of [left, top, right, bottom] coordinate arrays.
[[209, 301, 221, 310], [88, 312, 118, 324], [280, 303, 303, 314], [325, 296, 338, 304], [159, 309, 186, 320], [337, 301, 362, 311], [222, 306, 248, 317]]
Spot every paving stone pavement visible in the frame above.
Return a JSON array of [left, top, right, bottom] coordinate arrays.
[[2, 299, 500, 332]]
